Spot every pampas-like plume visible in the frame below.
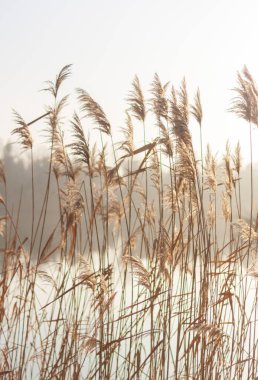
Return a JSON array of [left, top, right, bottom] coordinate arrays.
[[150, 149, 160, 189], [43, 64, 72, 98], [62, 180, 84, 228], [45, 94, 74, 178], [127, 75, 146, 122], [205, 145, 217, 193], [46, 95, 69, 132], [68, 112, 90, 166], [221, 191, 231, 222], [144, 202, 156, 226], [158, 120, 173, 157], [164, 185, 177, 212], [170, 80, 192, 147], [119, 111, 134, 155], [123, 255, 151, 290], [230, 65, 258, 126], [123, 228, 140, 256], [191, 88, 202, 125], [77, 256, 96, 291], [232, 141, 241, 175], [105, 191, 124, 229], [176, 140, 197, 183], [155, 226, 172, 280], [51, 120, 74, 179], [77, 89, 111, 135], [151, 73, 169, 120], [223, 142, 234, 196], [96, 144, 107, 176], [233, 219, 258, 246], [12, 111, 32, 150], [178, 78, 189, 126]]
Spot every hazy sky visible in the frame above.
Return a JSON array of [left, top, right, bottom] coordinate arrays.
[[1, 0, 258, 163]]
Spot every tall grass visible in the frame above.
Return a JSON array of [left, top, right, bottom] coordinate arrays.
[[0, 65, 258, 379]]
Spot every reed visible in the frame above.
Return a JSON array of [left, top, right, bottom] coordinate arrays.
[[0, 65, 258, 379]]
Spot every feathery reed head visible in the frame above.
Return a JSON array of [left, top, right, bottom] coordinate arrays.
[[77, 89, 111, 135], [62, 180, 84, 228], [191, 88, 202, 125], [43, 64, 72, 98], [205, 145, 217, 193], [123, 255, 151, 290], [230, 65, 258, 126], [127, 75, 146, 122], [150, 73, 169, 120], [68, 112, 90, 167], [170, 80, 192, 147], [232, 141, 241, 175], [12, 110, 32, 150], [119, 111, 134, 155]]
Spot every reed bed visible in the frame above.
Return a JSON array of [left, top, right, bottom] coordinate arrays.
[[0, 65, 258, 379]]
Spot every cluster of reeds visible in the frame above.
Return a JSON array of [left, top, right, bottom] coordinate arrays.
[[0, 65, 258, 379]]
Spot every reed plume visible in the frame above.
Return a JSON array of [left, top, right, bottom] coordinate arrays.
[[68, 112, 90, 166], [230, 65, 258, 125], [191, 88, 203, 125], [170, 80, 192, 148], [43, 64, 72, 99], [127, 75, 146, 122], [12, 111, 33, 150], [150, 73, 169, 120], [77, 89, 111, 135]]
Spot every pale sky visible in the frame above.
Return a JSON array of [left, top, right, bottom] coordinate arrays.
[[1, 0, 258, 164]]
